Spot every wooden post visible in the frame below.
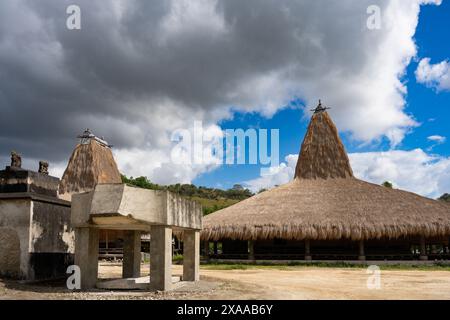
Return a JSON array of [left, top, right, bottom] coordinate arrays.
[[248, 240, 255, 261], [105, 230, 108, 252], [305, 239, 312, 261], [358, 240, 366, 261], [203, 241, 209, 257], [420, 236, 428, 261], [213, 242, 218, 255]]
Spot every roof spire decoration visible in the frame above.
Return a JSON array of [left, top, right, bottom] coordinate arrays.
[[77, 129, 94, 145], [77, 129, 113, 148], [310, 99, 331, 114]]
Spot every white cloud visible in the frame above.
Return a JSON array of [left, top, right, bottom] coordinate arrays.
[[415, 58, 450, 91], [426, 135, 446, 151], [114, 122, 224, 185], [350, 149, 450, 198], [427, 135, 446, 143], [245, 149, 450, 199], [244, 154, 297, 192]]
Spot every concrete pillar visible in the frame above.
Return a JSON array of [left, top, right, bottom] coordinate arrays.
[[150, 226, 172, 291], [358, 240, 366, 261], [305, 239, 312, 261], [74, 227, 99, 289], [420, 236, 428, 261], [183, 230, 200, 281], [248, 240, 255, 261], [122, 230, 141, 278]]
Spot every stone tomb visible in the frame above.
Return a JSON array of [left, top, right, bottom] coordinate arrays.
[[71, 184, 202, 291], [0, 157, 73, 280]]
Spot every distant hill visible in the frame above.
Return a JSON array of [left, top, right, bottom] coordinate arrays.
[[121, 175, 253, 215]]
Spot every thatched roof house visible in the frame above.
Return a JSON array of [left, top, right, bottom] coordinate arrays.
[[59, 130, 122, 201], [201, 104, 450, 260]]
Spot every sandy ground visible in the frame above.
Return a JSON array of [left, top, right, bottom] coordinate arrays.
[[1, 263, 450, 300], [201, 267, 450, 300]]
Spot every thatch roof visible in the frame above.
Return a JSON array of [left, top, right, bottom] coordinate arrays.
[[295, 111, 353, 179], [59, 139, 122, 200], [202, 111, 450, 241]]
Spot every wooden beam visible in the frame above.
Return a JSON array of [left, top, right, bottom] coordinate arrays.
[[248, 240, 255, 261], [358, 240, 366, 261]]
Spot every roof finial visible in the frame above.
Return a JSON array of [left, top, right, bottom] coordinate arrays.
[[77, 129, 95, 145], [77, 129, 113, 148], [311, 99, 330, 114]]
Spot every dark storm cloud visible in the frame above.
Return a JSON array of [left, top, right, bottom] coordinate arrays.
[[0, 0, 429, 178]]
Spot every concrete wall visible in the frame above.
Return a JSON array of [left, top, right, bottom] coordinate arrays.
[[0, 227, 21, 277], [166, 192, 202, 230], [0, 199, 31, 277], [30, 201, 74, 254], [29, 200, 74, 279], [0, 197, 74, 279], [0, 166, 74, 280]]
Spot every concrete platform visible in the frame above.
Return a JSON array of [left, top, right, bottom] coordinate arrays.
[[96, 275, 182, 290], [72, 184, 202, 291]]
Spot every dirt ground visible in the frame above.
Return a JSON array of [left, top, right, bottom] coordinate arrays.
[[1, 262, 450, 300]]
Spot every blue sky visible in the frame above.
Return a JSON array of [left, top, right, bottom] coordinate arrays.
[[194, 1, 450, 193], [402, 1, 450, 157]]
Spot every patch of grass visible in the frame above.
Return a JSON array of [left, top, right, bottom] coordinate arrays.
[[377, 263, 450, 271], [172, 254, 184, 263], [200, 261, 450, 271]]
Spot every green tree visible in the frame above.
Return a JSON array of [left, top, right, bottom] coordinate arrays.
[[382, 181, 393, 189], [121, 174, 254, 206], [438, 193, 450, 202], [232, 184, 244, 191]]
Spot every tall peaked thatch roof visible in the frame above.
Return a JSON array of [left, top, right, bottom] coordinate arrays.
[[59, 139, 122, 200], [295, 111, 353, 179], [201, 109, 450, 241]]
